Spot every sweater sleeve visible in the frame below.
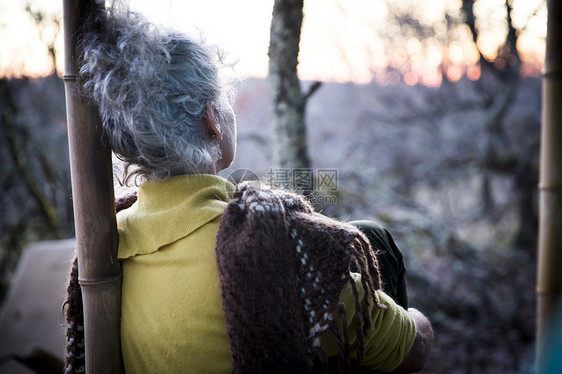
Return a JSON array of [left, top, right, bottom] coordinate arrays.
[[321, 273, 416, 373]]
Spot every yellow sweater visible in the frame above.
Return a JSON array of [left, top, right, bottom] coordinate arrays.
[[117, 174, 415, 373]]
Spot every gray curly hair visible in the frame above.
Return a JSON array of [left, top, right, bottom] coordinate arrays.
[[79, 2, 235, 181]]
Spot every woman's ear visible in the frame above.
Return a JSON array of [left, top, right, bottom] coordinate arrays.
[[202, 102, 222, 141]]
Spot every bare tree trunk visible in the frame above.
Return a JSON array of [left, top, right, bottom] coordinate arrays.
[[267, 0, 311, 170], [536, 0, 562, 371], [62, 0, 123, 372]]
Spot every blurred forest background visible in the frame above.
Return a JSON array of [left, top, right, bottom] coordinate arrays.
[[0, 0, 546, 373]]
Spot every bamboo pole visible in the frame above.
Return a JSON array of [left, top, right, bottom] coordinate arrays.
[[62, 0, 123, 373], [537, 0, 562, 372]]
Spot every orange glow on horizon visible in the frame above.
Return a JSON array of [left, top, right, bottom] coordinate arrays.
[[420, 66, 443, 87], [404, 71, 419, 86], [446, 65, 463, 82], [0, 0, 546, 86], [466, 64, 481, 81]]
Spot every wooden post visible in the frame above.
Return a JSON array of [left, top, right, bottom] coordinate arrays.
[[62, 0, 123, 372], [537, 0, 562, 372]]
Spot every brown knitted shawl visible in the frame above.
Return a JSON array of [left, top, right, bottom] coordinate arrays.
[[215, 183, 384, 374]]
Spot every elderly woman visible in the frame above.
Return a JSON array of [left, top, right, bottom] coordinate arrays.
[[64, 4, 432, 374]]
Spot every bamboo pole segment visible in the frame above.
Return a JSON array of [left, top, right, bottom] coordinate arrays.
[[62, 0, 123, 372], [537, 0, 562, 372]]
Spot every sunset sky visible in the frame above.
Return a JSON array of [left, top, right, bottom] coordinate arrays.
[[0, 0, 547, 84]]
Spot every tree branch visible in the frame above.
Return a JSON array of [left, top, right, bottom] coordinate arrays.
[[302, 81, 322, 106]]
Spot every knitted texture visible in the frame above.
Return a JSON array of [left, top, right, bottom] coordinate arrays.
[[215, 183, 384, 374], [63, 257, 85, 374], [63, 192, 137, 374]]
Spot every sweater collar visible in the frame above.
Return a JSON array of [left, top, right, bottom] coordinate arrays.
[[117, 174, 234, 259]]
